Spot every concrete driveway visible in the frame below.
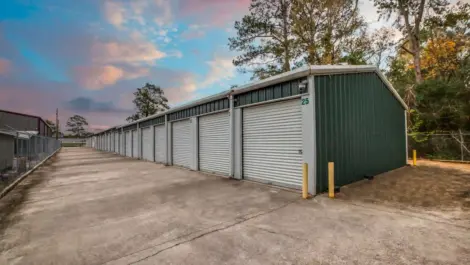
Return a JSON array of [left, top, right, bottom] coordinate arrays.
[[0, 148, 469, 265]]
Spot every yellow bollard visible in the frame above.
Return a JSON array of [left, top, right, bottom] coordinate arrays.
[[328, 162, 335, 198], [413, 150, 417, 166], [302, 163, 308, 199]]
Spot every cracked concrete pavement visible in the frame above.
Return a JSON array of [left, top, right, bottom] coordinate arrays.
[[0, 148, 469, 265]]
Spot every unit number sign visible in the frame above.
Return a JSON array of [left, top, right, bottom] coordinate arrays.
[[301, 98, 309, 105]]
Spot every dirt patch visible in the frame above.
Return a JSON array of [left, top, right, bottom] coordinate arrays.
[[0, 156, 58, 245], [337, 161, 470, 222]]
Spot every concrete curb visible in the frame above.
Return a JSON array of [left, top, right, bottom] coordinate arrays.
[[0, 148, 62, 199]]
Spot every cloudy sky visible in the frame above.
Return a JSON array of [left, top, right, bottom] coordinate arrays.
[[0, 0, 396, 132]]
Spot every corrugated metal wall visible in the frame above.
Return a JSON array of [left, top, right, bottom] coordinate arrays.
[[234, 78, 306, 107], [315, 73, 406, 193], [0, 111, 39, 133]]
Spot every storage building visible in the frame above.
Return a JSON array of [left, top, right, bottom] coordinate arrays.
[[0, 109, 53, 137], [88, 65, 407, 194]]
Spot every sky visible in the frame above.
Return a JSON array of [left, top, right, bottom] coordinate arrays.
[[0, 0, 406, 132]]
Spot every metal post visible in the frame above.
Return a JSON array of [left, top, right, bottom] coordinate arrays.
[[302, 163, 308, 199], [413, 150, 417, 166], [328, 162, 335, 198], [56, 108, 59, 140]]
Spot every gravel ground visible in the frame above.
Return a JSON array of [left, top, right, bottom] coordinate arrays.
[[338, 160, 470, 225]]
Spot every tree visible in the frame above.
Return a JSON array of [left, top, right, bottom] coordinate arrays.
[[369, 27, 398, 68], [228, 0, 297, 80], [420, 2, 470, 80], [374, 0, 449, 84], [291, 0, 366, 65], [127, 83, 170, 122], [66, 115, 88, 137]]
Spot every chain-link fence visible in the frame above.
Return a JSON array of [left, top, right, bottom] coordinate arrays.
[[408, 131, 470, 161], [0, 129, 61, 193]]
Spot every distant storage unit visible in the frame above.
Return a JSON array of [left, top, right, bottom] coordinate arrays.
[[154, 124, 166, 163], [141, 127, 152, 161], [171, 119, 192, 169], [132, 130, 138, 158], [89, 65, 407, 195], [0, 109, 54, 137], [125, 131, 132, 157], [114, 131, 119, 153], [199, 111, 230, 176]]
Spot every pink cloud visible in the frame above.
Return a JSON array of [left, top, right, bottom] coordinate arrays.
[[91, 39, 166, 65], [200, 54, 235, 87], [102, 0, 250, 29], [104, 1, 126, 28], [74, 65, 124, 90], [178, 0, 250, 26], [0, 58, 11, 75], [165, 76, 198, 104], [74, 65, 149, 90]]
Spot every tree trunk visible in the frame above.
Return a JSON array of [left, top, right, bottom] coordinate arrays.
[[281, 0, 290, 72], [412, 40, 423, 84], [460, 129, 464, 161]]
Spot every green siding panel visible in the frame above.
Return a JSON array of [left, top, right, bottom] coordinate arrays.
[[123, 124, 137, 132], [168, 97, 229, 121], [315, 73, 406, 193], [139, 116, 165, 128], [234, 78, 306, 107]]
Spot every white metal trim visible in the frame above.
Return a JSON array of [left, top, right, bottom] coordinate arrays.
[[168, 117, 191, 123], [309, 75, 317, 194], [229, 95, 234, 177], [195, 109, 229, 118], [234, 94, 304, 109]]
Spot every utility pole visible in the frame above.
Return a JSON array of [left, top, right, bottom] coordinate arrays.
[[56, 108, 59, 140]]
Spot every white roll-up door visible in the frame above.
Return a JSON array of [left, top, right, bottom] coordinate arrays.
[[199, 112, 230, 175], [132, 130, 138, 158], [172, 119, 191, 168], [108, 134, 112, 151], [119, 133, 124, 155], [114, 132, 119, 152], [141, 127, 153, 161], [125, 131, 132, 157], [154, 125, 166, 163], [243, 99, 303, 189]]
